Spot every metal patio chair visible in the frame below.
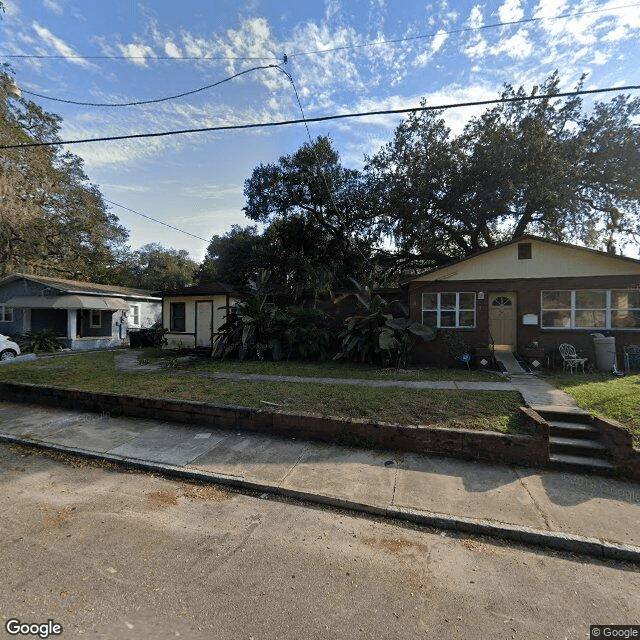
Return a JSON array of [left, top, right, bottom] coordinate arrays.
[[558, 343, 587, 374], [623, 345, 640, 373]]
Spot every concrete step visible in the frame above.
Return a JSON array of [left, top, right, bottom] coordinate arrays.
[[547, 420, 600, 439], [549, 435, 609, 458], [549, 452, 617, 474], [537, 410, 592, 423]]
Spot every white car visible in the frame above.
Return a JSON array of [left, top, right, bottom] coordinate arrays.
[[0, 334, 21, 360]]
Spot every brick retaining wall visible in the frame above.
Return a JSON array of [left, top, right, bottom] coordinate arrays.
[[594, 416, 640, 481], [0, 381, 552, 468]]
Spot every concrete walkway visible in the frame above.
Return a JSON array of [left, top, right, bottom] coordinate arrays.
[[0, 399, 638, 562], [115, 351, 583, 412]]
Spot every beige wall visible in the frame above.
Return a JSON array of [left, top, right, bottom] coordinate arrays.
[[162, 294, 239, 349], [414, 240, 640, 282]]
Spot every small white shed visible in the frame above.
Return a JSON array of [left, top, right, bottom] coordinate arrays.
[[161, 283, 240, 349]]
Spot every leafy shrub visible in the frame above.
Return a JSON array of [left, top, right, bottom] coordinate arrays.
[[212, 271, 340, 362], [334, 279, 435, 368], [17, 330, 64, 353]]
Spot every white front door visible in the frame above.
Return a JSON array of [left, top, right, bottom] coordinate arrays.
[[195, 301, 213, 348]]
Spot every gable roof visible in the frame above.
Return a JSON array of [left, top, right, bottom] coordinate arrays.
[[405, 236, 640, 283], [0, 272, 160, 299], [159, 282, 240, 297]]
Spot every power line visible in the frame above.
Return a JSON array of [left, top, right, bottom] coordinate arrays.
[[20, 64, 281, 106], [2, 83, 639, 150], [3, 3, 637, 63], [105, 199, 208, 242], [289, 3, 640, 59]]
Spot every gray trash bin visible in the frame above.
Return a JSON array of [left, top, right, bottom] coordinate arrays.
[[592, 334, 616, 371]]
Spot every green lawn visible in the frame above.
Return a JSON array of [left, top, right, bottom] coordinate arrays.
[[545, 371, 640, 447], [140, 347, 508, 382], [0, 350, 526, 435]]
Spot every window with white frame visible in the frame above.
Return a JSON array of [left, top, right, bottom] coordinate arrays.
[[611, 290, 640, 328], [0, 305, 13, 323], [422, 292, 476, 328], [90, 310, 102, 328], [541, 289, 640, 329], [129, 304, 140, 327]]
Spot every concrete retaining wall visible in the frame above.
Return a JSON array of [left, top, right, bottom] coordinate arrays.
[[0, 381, 551, 468]]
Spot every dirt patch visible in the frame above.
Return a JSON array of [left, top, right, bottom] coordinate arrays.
[[363, 536, 429, 557], [146, 490, 179, 507], [182, 484, 231, 502], [44, 506, 74, 528]]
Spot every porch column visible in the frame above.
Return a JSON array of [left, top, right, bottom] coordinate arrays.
[[67, 309, 77, 347]]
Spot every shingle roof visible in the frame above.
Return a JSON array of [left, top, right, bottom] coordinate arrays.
[[0, 273, 160, 299]]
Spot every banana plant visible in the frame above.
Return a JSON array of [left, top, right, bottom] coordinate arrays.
[[335, 279, 435, 368]]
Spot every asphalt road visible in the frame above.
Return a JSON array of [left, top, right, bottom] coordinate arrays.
[[0, 444, 638, 640]]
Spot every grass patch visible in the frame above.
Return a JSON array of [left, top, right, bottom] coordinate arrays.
[[545, 371, 640, 447], [0, 350, 525, 434], [139, 347, 507, 382]]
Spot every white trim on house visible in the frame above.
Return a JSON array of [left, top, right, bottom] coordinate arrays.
[[128, 303, 141, 327], [0, 304, 13, 323], [422, 292, 476, 329], [541, 289, 640, 330]]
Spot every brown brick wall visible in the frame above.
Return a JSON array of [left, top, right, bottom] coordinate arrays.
[[0, 381, 549, 468], [409, 275, 640, 367]]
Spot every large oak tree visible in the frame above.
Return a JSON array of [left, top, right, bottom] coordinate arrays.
[[242, 135, 378, 294], [0, 70, 129, 281], [366, 73, 640, 275]]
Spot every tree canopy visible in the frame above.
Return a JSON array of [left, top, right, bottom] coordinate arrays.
[[0, 69, 129, 280], [114, 243, 198, 291], [241, 135, 377, 294], [366, 73, 640, 275]]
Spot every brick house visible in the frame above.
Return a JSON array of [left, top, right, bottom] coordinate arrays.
[[405, 236, 640, 369]]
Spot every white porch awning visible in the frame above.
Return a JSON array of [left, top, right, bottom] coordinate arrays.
[[4, 295, 130, 310]]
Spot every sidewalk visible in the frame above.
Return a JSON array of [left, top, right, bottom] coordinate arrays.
[[1, 399, 638, 562], [115, 351, 584, 412]]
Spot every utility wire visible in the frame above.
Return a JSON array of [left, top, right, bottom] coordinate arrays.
[[278, 64, 376, 269], [289, 3, 640, 58], [105, 199, 208, 242], [2, 83, 639, 150], [20, 64, 280, 106], [3, 3, 637, 63]]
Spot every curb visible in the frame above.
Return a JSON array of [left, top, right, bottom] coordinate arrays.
[[2, 432, 639, 564]]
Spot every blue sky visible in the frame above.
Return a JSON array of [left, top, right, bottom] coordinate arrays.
[[2, 0, 640, 260]]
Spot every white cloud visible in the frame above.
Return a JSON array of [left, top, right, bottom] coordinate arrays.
[[116, 43, 156, 67], [590, 49, 609, 66], [414, 29, 448, 68], [463, 5, 487, 59], [491, 29, 533, 59], [498, 0, 524, 24], [32, 22, 93, 68], [466, 5, 484, 29], [101, 183, 151, 193], [431, 28, 448, 55], [164, 40, 181, 58], [464, 36, 487, 58], [178, 184, 244, 200], [42, 0, 64, 15]]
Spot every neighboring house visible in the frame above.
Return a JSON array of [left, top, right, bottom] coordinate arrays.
[[405, 236, 640, 367], [161, 283, 241, 349], [0, 273, 161, 350]]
